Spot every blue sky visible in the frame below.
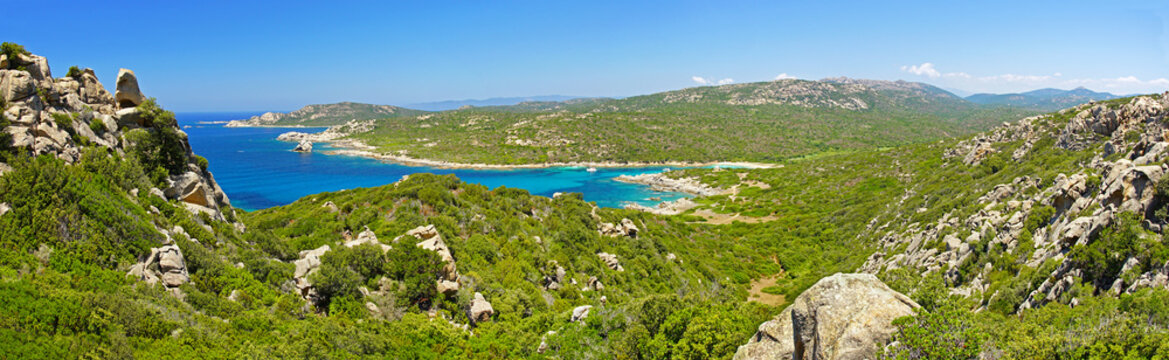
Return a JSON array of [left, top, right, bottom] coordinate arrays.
[[3, 0, 1167, 111]]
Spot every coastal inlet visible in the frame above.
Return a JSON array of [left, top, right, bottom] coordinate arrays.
[[180, 112, 698, 211]]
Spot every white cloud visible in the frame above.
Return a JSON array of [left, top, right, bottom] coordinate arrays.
[[901, 63, 941, 78], [901, 62, 973, 79], [896, 62, 1169, 94], [775, 73, 795, 80], [692, 76, 734, 86]]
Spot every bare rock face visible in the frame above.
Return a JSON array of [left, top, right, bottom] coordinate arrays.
[[0, 70, 35, 102], [734, 273, 919, 360], [115, 68, 145, 109], [469, 292, 494, 324]]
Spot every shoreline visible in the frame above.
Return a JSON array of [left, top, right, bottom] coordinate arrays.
[[224, 123, 321, 128], [321, 147, 778, 170]]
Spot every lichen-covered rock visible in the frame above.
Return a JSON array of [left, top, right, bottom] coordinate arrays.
[[734, 273, 918, 360]]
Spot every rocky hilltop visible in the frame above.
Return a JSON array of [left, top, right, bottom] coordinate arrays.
[[225, 102, 426, 127], [861, 93, 1169, 310], [624, 77, 968, 112], [1, 47, 233, 221]]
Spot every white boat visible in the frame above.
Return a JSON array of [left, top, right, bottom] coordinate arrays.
[[586, 167, 597, 173]]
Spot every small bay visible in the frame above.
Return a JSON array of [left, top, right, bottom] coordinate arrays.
[[178, 112, 691, 211]]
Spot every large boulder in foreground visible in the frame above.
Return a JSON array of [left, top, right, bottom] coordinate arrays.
[[734, 273, 919, 360]]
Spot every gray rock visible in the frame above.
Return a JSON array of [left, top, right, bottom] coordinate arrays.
[[469, 292, 494, 324], [571, 305, 592, 323], [597, 252, 624, 272], [293, 140, 313, 152], [0, 70, 35, 102], [734, 273, 918, 360]]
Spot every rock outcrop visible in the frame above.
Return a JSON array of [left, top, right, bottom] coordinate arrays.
[[0, 50, 236, 223], [598, 218, 639, 237], [343, 226, 391, 252], [114, 68, 145, 108], [293, 245, 332, 298], [401, 225, 461, 296], [570, 305, 592, 323], [597, 252, 624, 272], [469, 292, 494, 324], [293, 140, 313, 152], [866, 93, 1169, 312], [614, 173, 725, 196], [734, 273, 919, 360], [128, 245, 190, 291]]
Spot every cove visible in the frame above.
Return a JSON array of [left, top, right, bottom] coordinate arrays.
[[178, 112, 692, 211]]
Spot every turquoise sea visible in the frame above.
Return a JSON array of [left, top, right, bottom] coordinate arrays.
[[178, 112, 692, 211]]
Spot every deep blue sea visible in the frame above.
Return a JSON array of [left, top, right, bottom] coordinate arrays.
[[178, 112, 691, 211]]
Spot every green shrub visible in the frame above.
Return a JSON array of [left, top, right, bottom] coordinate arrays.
[[89, 117, 106, 134], [66, 66, 82, 78], [0, 42, 29, 69], [125, 99, 188, 175], [881, 297, 985, 360], [49, 112, 74, 134], [194, 154, 209, 171]]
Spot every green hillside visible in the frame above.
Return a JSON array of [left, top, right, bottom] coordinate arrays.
[[225, 102, 428, 127], [341, 78, 1037, 165], [3, 44, 1168, 359]]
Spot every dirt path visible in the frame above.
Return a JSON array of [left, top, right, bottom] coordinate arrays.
[[691, 209, 778, 224], [747, 274, 786, 307]]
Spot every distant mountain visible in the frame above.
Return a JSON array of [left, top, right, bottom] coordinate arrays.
[[406, 95, 585, 111], [225, 102, 427, 127], [965, 87, 1119, 111]]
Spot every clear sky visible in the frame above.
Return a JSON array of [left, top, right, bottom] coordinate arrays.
[[4, 0, 1167, 111]]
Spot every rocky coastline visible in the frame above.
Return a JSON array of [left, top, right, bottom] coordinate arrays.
[[613, 173, 727, 196]]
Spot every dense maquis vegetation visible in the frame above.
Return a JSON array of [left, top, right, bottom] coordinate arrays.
[[3, 40, 1167, 359], [339, 79, 1038, 165], [668, 96, 1169, 358]]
